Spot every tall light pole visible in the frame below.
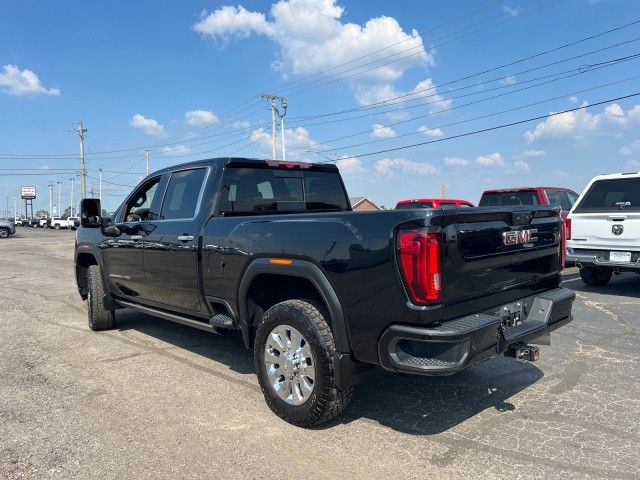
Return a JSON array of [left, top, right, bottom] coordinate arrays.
[[69, 177, 75, 217], [57, 181, 62, 217], [98, 168, 102, 202], [144, 148, 150, 175], [278, 98, 288, 161], [48, 183, 54, 218]]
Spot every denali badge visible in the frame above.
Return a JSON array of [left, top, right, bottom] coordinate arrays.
[[612, 224, 624, 235], [503, 229, 538, 246]]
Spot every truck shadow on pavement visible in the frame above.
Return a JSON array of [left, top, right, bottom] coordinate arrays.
[[114, 309, 543, 435], [567, 272, 640, 299]]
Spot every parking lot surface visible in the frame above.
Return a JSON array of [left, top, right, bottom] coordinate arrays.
[[1, 227, 639, 479]]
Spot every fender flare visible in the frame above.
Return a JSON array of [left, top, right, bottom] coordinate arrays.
[[237, 258, 350, 354], [75, 246, 108, 296]]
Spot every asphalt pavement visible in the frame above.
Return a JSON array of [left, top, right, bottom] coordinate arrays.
[[1, 227, 638, 479]]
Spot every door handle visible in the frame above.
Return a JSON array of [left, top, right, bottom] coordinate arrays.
[[178, 235, 194, 242], [130, 234, 143, 241]]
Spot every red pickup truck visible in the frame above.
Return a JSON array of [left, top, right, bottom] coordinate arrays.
[[479, 187, 579, 267], [396, 198, 476, 209]]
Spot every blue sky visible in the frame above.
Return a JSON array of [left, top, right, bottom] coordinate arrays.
[[1, 0, 639, 214]]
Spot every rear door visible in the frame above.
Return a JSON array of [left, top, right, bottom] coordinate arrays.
[[440, 206, 561, 320], [570, 177, 640, 250], [142, 167, 209, 313]]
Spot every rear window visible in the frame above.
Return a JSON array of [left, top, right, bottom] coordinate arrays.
[[575, 178, 640, 212], [479, 191, 539, 206], [218, 167, 348, 216], [396, 201, 434, 209]]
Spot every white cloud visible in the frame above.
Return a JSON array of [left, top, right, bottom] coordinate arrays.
[[513, 160, 530, 173], [232, 120, 250, 129], [193, 5, 273, 39], [444, 156, 469, 166], [417, 126, 444, 138], [626, 159, 640, 168], [250, 125, 318, 159], [371, 123, 397, 139], [162, 144, 191, 156], [0, 64, 60, 96], [184, 110, 218, 126], [524, 102, 640, 143], [39, 165, 50, 170], [619, 139, 640, 156], [569, 96, 578, 103], [498, 75, 517, 86], [336, 156, 363, 173], [476, 152, 504, 167], [194, 1, 434, 106], [524, 149, 546, 157], [130, 114, 166, 136], [375, 158, 437, 176], [503, 5, 519, 16]]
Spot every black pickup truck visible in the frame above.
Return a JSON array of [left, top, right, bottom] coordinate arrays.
[[75, 157, 574, 426]]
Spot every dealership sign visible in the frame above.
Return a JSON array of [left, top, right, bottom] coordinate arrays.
[[21, 186, 36, 199]]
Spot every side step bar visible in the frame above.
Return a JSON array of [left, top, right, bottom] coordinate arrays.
[[115, 299, 223, 335]]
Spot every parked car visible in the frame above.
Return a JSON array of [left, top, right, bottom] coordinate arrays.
[[75, 158, 574, 427], [566, 172, 640, 286], [395, 198, 475, 209], [479, 187, 579, 267], [0, 219, 16, 238], [39, 218, 50, 228], [68, 217, 80, 230], [29, 218, 40, 228], [50, 217, 76, 229]]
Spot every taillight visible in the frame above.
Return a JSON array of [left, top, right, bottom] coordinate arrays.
[[397, 229, 442, 304], [565, 217, 572, 240]]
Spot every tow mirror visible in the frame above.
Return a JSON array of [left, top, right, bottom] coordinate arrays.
[[80, 198, 102, 228]]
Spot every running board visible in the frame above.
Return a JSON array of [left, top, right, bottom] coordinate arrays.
[[115, 299, 223, 335]]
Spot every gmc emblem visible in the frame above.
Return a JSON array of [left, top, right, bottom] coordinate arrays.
[[503, 229, 538, 246]]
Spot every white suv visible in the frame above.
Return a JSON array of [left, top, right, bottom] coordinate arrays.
[[567, 172, 640, 286]]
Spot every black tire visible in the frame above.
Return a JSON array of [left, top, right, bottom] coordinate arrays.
[[579, 266, 612, 286], [87, 264, 115, 331], [0, 228, 9, 238], [254, 299, 354, 427], [54, 224, 60, 230]]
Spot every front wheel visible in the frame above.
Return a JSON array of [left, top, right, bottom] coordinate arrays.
[[579, 266, 612, 286], [87, 264, 115, 331], [0, 228, 9, 238], [254, 299, 354, 427]]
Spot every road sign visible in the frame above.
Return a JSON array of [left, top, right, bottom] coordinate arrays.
[[21, 186, 36, 199]]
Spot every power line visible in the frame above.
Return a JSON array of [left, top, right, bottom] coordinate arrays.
[[328, 92, 640, 160]]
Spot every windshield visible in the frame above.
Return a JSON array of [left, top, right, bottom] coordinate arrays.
[[575, 178, 640, 212], [479, 191, 539, 206]]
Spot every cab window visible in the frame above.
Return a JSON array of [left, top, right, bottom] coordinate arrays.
[[124, 177, 161, 222]]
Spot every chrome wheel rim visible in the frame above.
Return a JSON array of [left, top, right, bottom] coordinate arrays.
[[263, 324, 315, 406]]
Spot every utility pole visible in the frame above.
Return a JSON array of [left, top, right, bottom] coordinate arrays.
[[48, 183, 54, 218], [144, 148, 150, 175], [98, 168, 102, 202], [13, 197, 17, 222], [69, 177, 75, 217], [260, 94, 287, 160], [57, 181, 62, 217], [72, 120, 88, 199]]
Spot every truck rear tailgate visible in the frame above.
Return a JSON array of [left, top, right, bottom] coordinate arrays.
[[440, 206, 562, 321]]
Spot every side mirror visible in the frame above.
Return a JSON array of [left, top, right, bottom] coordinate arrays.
[[80, 198, 101, 228]]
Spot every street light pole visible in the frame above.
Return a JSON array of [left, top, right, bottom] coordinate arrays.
[[70, 177, 75, 217], [57, 181, 62, 217], [98, 168, 102, 202]]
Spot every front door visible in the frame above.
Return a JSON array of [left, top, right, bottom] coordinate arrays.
[[101, 176, 162, 299], [142, 167, 208, 313]]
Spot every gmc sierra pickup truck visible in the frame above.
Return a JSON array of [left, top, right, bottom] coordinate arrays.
[[75, 157, 575, 427]]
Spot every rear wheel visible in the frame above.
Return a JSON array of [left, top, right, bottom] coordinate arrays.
[[0, 228, 9, 238], [254, 299, 354, 427], [55, 224, 60, 230], [87, 264, 115, 331], [579, 266, 612, 286]]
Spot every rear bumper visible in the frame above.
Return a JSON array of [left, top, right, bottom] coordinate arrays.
[[378, 287, 575, 375], [567, 249, 640, 269]]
